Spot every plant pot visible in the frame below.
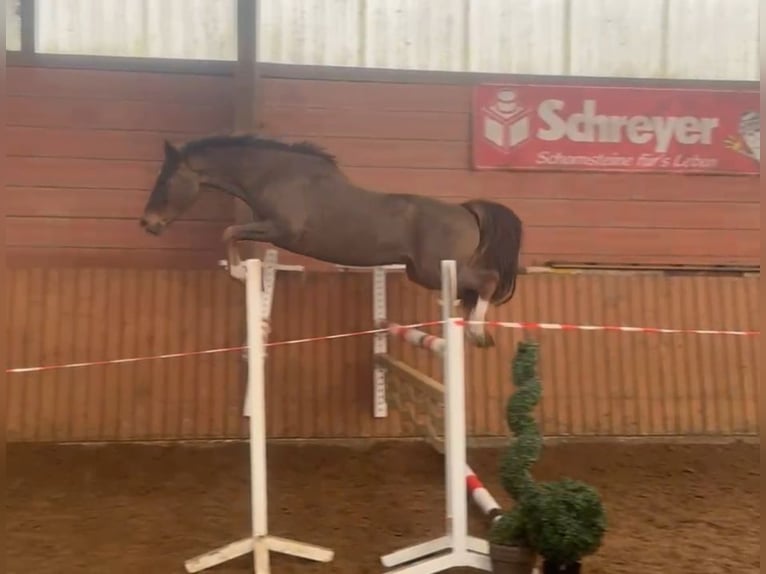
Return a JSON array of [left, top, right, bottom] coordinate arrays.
[[541, 559, 581, 574], [489, 542, 537, 574]]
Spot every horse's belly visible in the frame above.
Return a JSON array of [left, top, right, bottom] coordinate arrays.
[[276, 225, 407, 267]]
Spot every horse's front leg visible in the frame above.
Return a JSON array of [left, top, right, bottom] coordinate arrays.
[[222, 220, 283, 244], [223, 221, 280, 361], [222, 221, 283, 282], [224, 239, 246, 282]]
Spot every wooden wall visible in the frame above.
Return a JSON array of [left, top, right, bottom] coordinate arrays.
[[258, 78, 759, 268], [7, 66, 760, 269], [5, 63, 761, 442], [6, 270, 759, 442], [7, 66, 235, 268]]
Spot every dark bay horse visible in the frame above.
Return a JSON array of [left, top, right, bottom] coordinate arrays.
[[139, 135, 523, 347]]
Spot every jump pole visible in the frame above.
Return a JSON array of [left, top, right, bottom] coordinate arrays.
[[184, 258, 334, 574], [374, 278, 503, 527], [379, 260, 492, 573], [218, 247, 304, 415]]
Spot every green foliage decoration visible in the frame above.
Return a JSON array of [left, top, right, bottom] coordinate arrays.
[[488, 340, 607, 566], [487, 505, 527, 546], [499, 341, 542, 502], [524, 479, 607, 565]]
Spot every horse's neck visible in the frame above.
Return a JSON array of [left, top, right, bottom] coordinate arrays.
[[193, 148, 266, 203]]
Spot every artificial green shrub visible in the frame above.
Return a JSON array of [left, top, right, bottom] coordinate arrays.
[[524, 479, 607, 565], [488, 340, 541, 547], [499, 341, 542, 502], [487, 506, 527, 545], [490, 340, 607, 566]]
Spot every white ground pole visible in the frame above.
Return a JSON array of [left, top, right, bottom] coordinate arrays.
[[379, 260, 492, 574], [184, 258, 334, 574]]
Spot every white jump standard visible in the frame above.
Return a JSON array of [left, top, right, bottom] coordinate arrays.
[[379, 260, 493, 574], [373, 267, 503, 524], [184, 258, 334, 574], [380, 322, 502, 525]]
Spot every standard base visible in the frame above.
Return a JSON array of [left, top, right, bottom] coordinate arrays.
[[381, 536, 492, 573], [184, 534, 334, 573]]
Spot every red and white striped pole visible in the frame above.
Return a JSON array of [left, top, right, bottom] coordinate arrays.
[[465, 465, 502, 524], [386, 322, 446, 354], [384, 322, 503, 524]]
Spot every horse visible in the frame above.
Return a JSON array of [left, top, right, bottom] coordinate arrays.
[[139, 134, 523, 348]]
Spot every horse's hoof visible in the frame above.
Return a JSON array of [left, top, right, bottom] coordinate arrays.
[[467, 331, 495, 348]]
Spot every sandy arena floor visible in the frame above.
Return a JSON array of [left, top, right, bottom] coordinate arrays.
[[7, 440, 759, 574]]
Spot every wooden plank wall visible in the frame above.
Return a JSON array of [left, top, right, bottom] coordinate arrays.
[[6, 270, 759, 442], [257, 78, 760, 268], [5, 65, 761, 442], [7, 68, 760, 268], [7, 66, 235, 268]]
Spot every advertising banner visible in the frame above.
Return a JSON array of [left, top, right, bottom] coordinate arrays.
[[472, 83, 759, 174]]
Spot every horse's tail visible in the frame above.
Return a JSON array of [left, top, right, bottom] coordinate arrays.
[[460, 199, 523, 306]]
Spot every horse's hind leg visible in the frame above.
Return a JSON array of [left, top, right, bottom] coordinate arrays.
[[456, 266, 499, 348], [406, 259, 498, 348]]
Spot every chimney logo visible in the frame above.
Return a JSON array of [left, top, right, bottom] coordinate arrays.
[[481, 89, 531, 152]]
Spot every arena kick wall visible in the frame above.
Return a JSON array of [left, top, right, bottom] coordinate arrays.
[[6, 62, 760, 443]]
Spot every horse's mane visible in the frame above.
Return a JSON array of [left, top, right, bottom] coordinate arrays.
[[179, 133, 338, 166]]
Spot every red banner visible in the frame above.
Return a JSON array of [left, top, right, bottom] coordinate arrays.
[[472, 83, 759, 174]]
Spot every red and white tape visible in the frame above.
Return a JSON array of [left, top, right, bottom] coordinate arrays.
[[5, 321, 441, 374], [6, 319, 758, 374], [462, 320, 759, 337]]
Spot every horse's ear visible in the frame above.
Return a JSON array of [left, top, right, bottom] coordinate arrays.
[[163, 140, 181, 162]]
